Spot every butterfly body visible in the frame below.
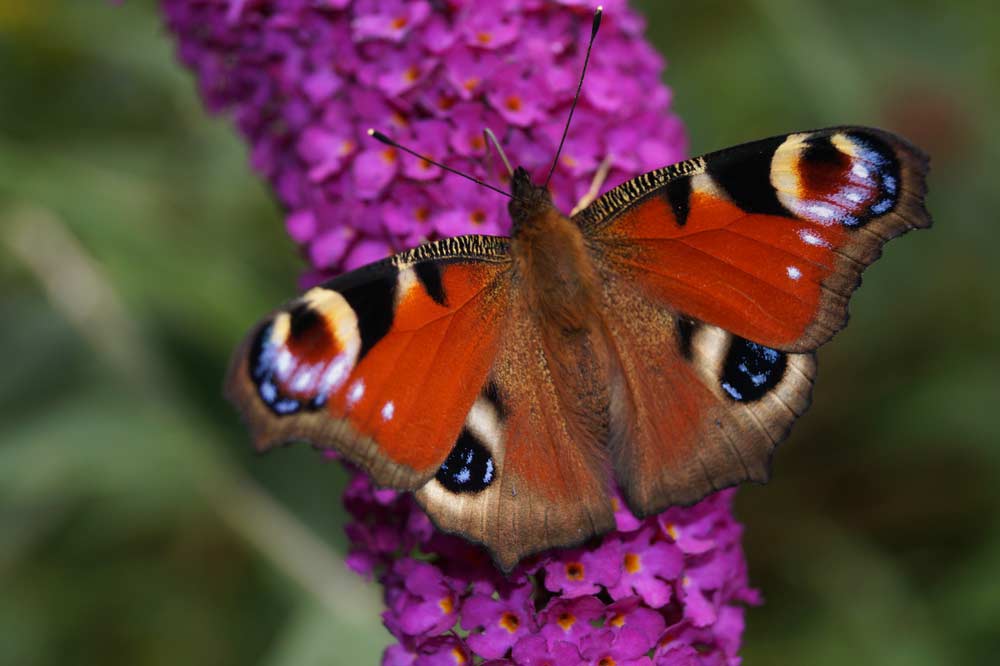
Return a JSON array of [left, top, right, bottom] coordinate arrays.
[[227, 127, 931, 570], [508, 169, 604, 344]]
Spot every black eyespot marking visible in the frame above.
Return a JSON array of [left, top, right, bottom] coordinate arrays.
[[675, 317, 696, 361], [483, 380, 508, 421], [436, 430, 495, 493], [664, 176, 691, 226], [415, 261, 448, 306], [338, 272, 397, 359], [249, 321, 304, 416], [705, 134, 790, 217], [248, 314, 335, 416], [288, 303, 321, 339], [720, 337, 787, 402]]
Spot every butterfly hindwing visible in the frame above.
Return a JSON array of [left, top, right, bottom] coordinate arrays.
[[578, 126, 932, 353], [599, 271, 817, 516], [226, 235, 511, 490], [415, 286, 617, 571]]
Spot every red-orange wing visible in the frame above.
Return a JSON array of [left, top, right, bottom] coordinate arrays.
[[578, 127, 931, 353], [226, 235, 511, 490]]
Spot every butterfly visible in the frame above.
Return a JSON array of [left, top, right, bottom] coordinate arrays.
[[225, 122, 931, 571]]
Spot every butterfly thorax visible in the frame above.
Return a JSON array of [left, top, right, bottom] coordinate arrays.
[[508, 167, 603, 336]]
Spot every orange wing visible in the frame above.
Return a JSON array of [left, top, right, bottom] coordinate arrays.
[[578, 127, 931, 353], [226, 236, 511, 490]]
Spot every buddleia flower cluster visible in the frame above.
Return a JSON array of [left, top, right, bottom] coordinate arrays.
[[164, 0, 757, 663]]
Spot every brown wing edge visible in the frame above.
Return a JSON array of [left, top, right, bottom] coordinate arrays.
[[414, 475, 617, 574]]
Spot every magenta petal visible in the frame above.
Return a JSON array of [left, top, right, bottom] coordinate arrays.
[[285, 209, 317, 243], [580, 626, 653, 664], [308, 227, 355, 269], [538, 596, 606, 645], [413, 637, 469, 666], [302, 70, 343, 104], [544, 539, 623, 597], [681, 576, 717, 628], [352, 148, 398, 200], [606, 601, 667, 647], [654, 644, 702, 666], [382, 643, 417, 666], [512, 634, 582, 666]]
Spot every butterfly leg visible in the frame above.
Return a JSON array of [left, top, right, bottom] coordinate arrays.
[[570, 155, 613, 216]]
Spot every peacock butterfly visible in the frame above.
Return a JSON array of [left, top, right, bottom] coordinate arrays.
[[225, 8, 931, 571]]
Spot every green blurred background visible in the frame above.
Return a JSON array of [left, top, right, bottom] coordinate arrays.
[[1, 1, 997, 664]]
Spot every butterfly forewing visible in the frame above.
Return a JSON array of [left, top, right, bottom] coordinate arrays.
[[577, 127, 931, 352], [226, 235, 512, 490]]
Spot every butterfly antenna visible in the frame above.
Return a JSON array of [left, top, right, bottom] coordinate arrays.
[[367, 129, 513, 199], [483, 128, 515, 177], [543, 5, 603, 188]]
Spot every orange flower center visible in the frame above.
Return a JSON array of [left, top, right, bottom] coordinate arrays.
[[624, 552, 642, 574], [664, 522, 679, 540], [391, 111, 409, 128], [557, 612, 576, 631], [390, 16, 408, 30], [565, 562, 585, 580], [381, 148, 397, 164], [403, 65, 421, 83], [439, 596, 454, 614], [598, 657, 616, 666], [415, 206, 430, 223], [450, 646, 467, 664], [476, 31, 493, 44], [609, 613, 625, 628], [504, 95, 523, 112], [499, 611, 520, 633], [469, 210, 486, 225], [463, 77, 480, 93]]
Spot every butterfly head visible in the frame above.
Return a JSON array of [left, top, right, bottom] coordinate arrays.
[[509, 166, 555, 233]]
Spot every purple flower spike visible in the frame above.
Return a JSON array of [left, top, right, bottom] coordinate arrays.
[[165, 0, 758, 662]]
